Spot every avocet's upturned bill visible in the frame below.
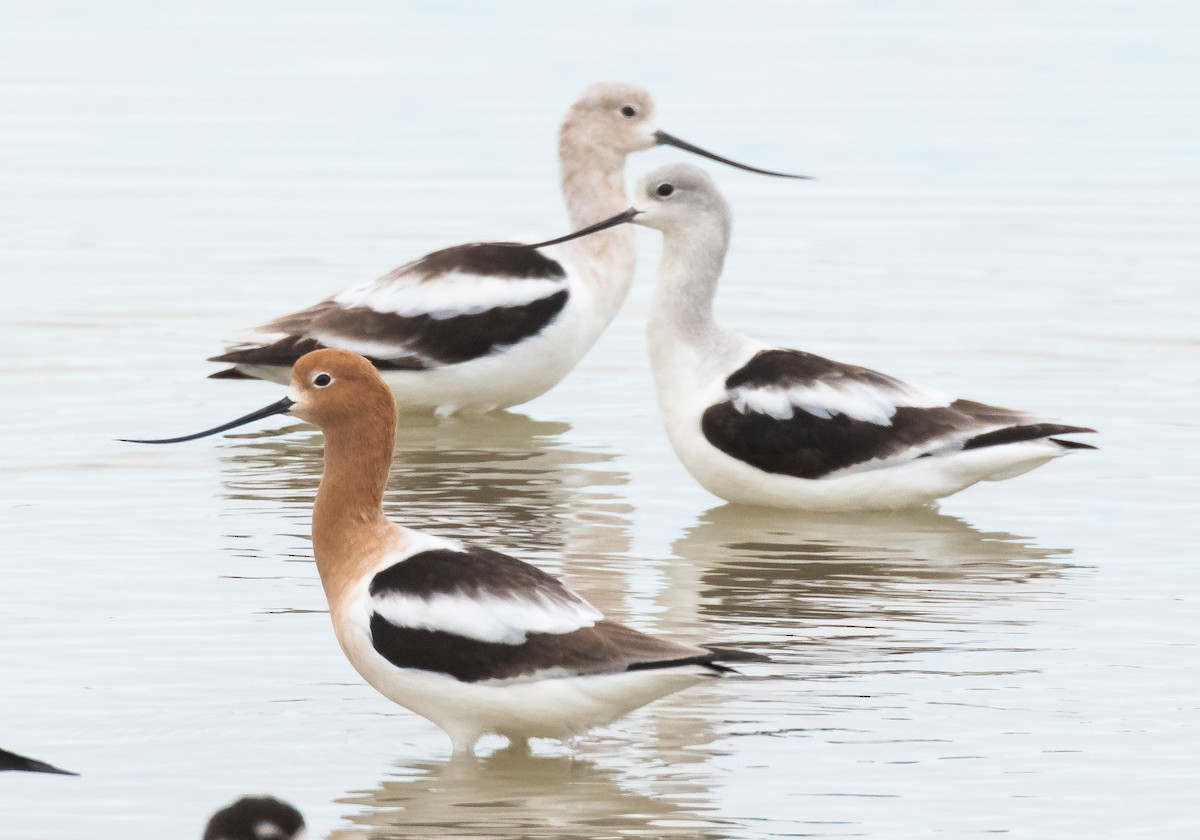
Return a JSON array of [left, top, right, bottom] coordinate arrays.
[[209, 82, 807, 415], [128, 349, 762, 754], [518, 165, 1096, 511]]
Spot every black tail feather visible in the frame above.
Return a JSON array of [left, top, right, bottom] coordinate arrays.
[[207, 367, 257, 380], [626, 646, 768, 675], [963, 423, 1097, 451], [1049, 437, 1098, 450]]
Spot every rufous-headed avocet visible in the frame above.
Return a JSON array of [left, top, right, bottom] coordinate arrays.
[[125, 348, 761, 754], [516, 164, 1097, 511], [207, 82, 807, 415]]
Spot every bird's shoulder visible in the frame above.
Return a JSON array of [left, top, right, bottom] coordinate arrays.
[[366, 541, 603, 645], [387, 241, 568, 284], [718, 347, 949, 423], [330, 241, 570, 314], [369, 541, 583, 604]]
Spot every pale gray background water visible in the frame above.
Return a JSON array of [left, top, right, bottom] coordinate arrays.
[[2, 1, 1197, 837]]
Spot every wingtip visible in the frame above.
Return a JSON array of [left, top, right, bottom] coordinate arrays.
[[1049, 424, 1098, 450], [705, 646, 771, 665], [700, 646, 770, 674], [624, 645, 768, 676], [963, 423, 1098, 452], [207, 366, 256, 380], [1051, 437, 1098, 451]]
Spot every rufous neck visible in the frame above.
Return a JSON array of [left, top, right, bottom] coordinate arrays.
[[311, 408, 396, 601]]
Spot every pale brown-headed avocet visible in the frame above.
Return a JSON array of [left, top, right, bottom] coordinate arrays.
[[126, 349, 760, 754], [517, 164, 1097, 511], [209, 82, 806, 415]]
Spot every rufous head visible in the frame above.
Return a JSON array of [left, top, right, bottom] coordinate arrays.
[[122, 348, 395, 445], [288, 348, 395, 430]]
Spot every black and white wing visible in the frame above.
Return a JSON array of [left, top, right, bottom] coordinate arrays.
[[210, 243, 571, 376], [701, 349, 1096, 479], [366, 544, 739, 684]]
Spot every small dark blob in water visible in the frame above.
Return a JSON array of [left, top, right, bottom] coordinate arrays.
[[203, 796, 305, 840]]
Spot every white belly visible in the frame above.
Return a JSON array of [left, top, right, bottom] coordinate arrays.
[[661, 395, 1067, 511], [236, 283, 613, 414]]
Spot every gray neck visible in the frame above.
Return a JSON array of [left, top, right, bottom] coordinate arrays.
[[647, 215, 732, 349]]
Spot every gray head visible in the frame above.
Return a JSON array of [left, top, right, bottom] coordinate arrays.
[[630, 164, 732, 234], [517, 163, 735, 250]]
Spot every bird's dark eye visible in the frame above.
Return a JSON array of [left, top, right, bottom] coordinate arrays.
[[620, 106, 637, 118], [656, 183, 674, 197], [313, 373, 332, 388]]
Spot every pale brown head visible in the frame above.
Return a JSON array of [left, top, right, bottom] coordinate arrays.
[[561, 81, 659, 158], [560, 80, 810, 178], [122, 348, 396, 444]]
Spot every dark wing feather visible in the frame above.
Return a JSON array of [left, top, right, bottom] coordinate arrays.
[[367, 545, 751, 683], [703, 349, 1095, 479], [368, 545, 583, 602], [211, 243, 569, 372], [963, 422, 1097, 450], [368, 617, 738, 683]]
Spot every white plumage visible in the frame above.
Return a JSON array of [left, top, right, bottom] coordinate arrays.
[[534, 163, 1096, 510], [330, 528, 744, 752], [209, 82, 805, 414]]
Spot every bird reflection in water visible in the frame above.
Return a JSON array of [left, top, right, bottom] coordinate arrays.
[[640, 505, 1081, 747], [214, 411, 637, 612], [326, 742, 730, 840], [659, 505, 1076, 662]]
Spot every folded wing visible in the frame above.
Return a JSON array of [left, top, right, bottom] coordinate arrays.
[[210, 243, 571, 375], [367, 545, 734, 684], [702, 349, 1095, 479]]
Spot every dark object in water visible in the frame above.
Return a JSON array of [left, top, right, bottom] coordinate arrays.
[[203, 796, 305, 840], [0, 746, 77, 775]]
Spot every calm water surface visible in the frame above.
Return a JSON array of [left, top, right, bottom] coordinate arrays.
[[2, 2, 1198, 838]]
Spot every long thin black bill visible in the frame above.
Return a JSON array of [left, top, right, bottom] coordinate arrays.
[[121, 396, 295, 444], [654, 130, 810, 179], [514, 207, 641, 250]]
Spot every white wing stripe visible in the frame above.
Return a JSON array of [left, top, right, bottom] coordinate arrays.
[[371, 590, 602, 645], [307, 333, 432, 365], [732, 379, 950, 426], [334, 274, 567, 318]]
